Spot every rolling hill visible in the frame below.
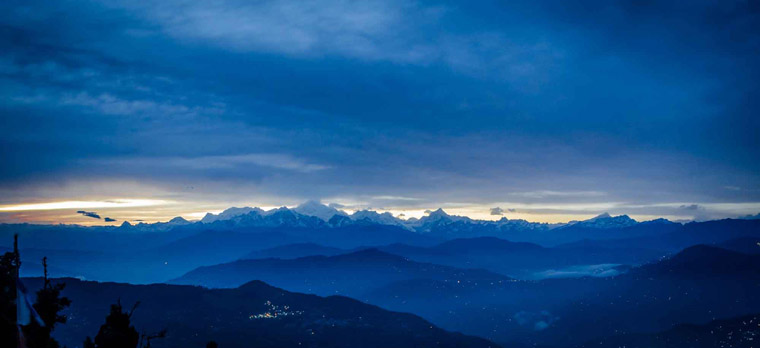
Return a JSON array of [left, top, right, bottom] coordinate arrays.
[[22, 277, 498, 348]]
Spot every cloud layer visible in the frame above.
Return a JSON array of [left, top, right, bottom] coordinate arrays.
[[1, 0, 759, 223]]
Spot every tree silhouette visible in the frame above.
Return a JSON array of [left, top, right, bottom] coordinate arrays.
[[83, 336, 96, 348], [140, 329, 167, 348], [0, 251, 17, 346], [88, 300, 140, 348], [206, 341, 218, 348], [21, 257, 72, 348]]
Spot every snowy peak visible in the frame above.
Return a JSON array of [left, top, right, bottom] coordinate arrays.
[[350, 210, 405, 227], [293, 200, 348, 221], [328, 214, 354, 227], [201, 207, 263, 223], [589, 212, 612, 221], [212, 207, 326, 228], [428, 208, 450, 219], [168, 216, 190, 225], [572, 213, 637, 229]]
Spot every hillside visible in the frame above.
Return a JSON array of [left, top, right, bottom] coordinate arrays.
[[22, 277, 498, 348], [171, 248, 511, 295]]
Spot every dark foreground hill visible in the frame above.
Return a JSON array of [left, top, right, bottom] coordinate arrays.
[[581, 313, 760, 348], [22, 277, 498, 348]]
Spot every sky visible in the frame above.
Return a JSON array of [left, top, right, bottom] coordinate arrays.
[[1, 0, 759, 225]]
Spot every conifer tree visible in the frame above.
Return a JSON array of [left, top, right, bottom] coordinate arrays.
[[91, 300, 140, 348], [21, 257, 71, 348], [0, 251, 17, 346], [83, 336, 96, 348]]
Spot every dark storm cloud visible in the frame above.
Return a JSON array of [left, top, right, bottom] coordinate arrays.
[[77, 211, 101, 219], [490, 207, 504, 216], [679, 204, 702, 211], [0, 0, 758, 216]]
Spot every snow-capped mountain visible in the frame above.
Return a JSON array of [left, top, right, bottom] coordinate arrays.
[[205, 207, 327, 229], [565, 213, 638, 229], [168, 216, 191, 225], [200, 201, 348, 224], [408, 208, 472, 231], [350, 210, 407, 228], [135, 202, 669, 243], [293, 200, 348, 221], [201, 207, 264, 223]]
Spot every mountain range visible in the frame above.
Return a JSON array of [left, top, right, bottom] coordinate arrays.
[[172, 244, 760, 346], [171, 248, 512, 296], [2, 201, 758, 347], [2, 202, 759, 284], [242, 237, 664, 279], [22, 277, 497, 348]]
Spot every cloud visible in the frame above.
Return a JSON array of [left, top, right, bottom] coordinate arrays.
[[0, 200, 169, 212], [77, 210, 101, 219], [676, 204, 717, 221], [511, 191, 607, 199], [679, 204, 701, 211], [118, 0, 410, 59], [490, 207, 504, 215], [109, 0, 562, 83], [533, 264, 625, 280], [87, 154, 329, 174], [371, 196, 421, 201], [513, 310, 559, 331], [60, 92, 225, 118], [1, 0, 759, 225], [104, 217, 116, 222]]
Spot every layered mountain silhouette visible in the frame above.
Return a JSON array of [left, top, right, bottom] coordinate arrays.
[[717, 236, 760, 254], [2, 203, 759, 346], [632, 244, 760, 277], [244, 243, 347, 259], [22, 277, 497, 348], [2, 207, 757, 284], [171, 248, 511, 296], [181, 242, 758, 346], [366, 244, 760, 346], [242, 237, 663, 279]]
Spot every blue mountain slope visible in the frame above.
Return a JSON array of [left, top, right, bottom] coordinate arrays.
[[22, 277, 498, 348], [171, 248, 511, 295]]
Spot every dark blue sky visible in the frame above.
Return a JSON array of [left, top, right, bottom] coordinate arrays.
[[1, 0, 759, 223]]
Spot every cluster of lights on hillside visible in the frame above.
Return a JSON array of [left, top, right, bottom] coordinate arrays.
[[249, 300, 303, 319]]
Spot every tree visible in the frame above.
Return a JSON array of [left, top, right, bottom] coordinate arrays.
[[0, 251, 17, 346], [21, 257, 72, 348], [35, 258, 71, 328], [140, 329, 166, 348], [206, 341, 219, 348], [90, 300, 140, 348], [83, 336, 96, 348]]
